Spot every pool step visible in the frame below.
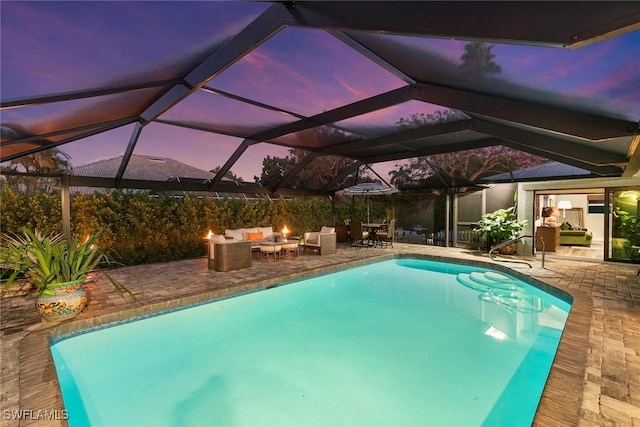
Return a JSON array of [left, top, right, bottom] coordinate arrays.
[[468, 272, 518, 290], [457, 271, 545, 313], [484, 271, 513, 283], [456, 272, 519, 298]]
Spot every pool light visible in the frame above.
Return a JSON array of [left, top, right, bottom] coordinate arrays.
[[484, 325, 508, 341]]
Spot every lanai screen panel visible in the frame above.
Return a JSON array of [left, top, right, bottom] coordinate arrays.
[[400, 130, 494, 151], [65, 125, 142, 176], [208, 26, 408, 117], [343, 129, 492, 162], [0, 124, 122, 161], [294, 156, 354, 191], [233, 142, 292, 184], [129, 123, 246, 179], [270, 126, 365, 150], [478, 116, 634, 156], [334, 100, 470, 138], [347, 30, 640, 123], [2, 89, 164, 138], [157, 89, 300, 137], [0, 2, 269, 100], [345, 143, 413, 161]]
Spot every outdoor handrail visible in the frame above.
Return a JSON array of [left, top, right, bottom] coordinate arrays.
[[489, 235, 545, 269]]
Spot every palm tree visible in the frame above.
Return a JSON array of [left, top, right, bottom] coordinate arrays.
[[459, 42, 502, 79], [2, 148, 71, 194], [210, 166, 243, 182]]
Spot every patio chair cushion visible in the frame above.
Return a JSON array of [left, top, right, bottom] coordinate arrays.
[[306, 232, 320, 244], [303, 230, 337, 255]]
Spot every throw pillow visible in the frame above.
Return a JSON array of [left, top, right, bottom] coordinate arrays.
[[247, 232, 264, 241], [241, 228, 259, 240]]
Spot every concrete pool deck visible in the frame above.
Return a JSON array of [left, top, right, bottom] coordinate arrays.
[[1, 243, 639, 426]]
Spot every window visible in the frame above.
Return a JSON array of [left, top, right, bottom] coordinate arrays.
[[587, 194, 605, 214]]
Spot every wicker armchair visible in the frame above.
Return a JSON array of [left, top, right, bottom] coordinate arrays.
[[212, 241, 252, 272], [303, 226, 337, 255]]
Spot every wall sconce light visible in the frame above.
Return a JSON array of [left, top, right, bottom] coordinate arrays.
[[557, 201, 572, 219]]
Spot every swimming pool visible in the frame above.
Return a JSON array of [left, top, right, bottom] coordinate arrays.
[[51, 258, 571, 426]]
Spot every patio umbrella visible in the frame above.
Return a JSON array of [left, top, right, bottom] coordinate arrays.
[[339, 182, 400, 223]]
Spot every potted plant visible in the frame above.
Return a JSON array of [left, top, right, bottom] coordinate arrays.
[[1, 228, 135, 321], [616, 210, 640, 259], [474, 207, 528, 254]]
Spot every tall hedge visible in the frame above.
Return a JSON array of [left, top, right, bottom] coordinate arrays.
[[0, 186, 62, 234], [1, 186, 340, 265]]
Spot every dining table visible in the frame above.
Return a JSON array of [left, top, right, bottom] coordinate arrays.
[[362, 223, 387, 246]]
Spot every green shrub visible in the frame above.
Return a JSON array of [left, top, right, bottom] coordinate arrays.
[[1, 185, 62, 234], [1, 187, 345, 266]]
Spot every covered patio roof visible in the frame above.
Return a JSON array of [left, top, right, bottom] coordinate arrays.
[[2, 1, 639, 196]]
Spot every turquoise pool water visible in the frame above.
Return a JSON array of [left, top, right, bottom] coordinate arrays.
[[51, 258, 571, 426]]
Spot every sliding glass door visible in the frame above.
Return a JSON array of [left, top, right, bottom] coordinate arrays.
[[606, 187, 640, 263]]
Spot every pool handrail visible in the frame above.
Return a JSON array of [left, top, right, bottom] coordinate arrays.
[[489, 235, 545, 269]]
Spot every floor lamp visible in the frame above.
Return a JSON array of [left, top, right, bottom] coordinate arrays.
[[557, 200, 572, 220]]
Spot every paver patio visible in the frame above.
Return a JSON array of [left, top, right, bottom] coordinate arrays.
[[1, 243, 639, 426]]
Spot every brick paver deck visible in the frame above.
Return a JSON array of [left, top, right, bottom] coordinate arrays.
[[1, 244, 639, 426]]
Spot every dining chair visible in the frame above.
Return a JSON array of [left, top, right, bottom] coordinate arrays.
[[376, 219, 396, 248], [349, 220, 370, 248]]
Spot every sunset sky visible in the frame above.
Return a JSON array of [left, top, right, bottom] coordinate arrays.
[[2, 2, 638, 182]]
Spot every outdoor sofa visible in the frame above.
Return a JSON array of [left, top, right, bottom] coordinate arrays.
[[223, 226, 282, 250], [204, 226, 282, 272]]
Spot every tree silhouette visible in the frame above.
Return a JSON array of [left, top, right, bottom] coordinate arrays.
[[390, 110, 546, 188], [459, 42, 502, 79], [396, 110, 467, 129], [210, 166, 242, 182], [2, 148, 71, 194], [254, 155, 291, 189], [255, 149, 366, 191], [255, 126, 372, 190]]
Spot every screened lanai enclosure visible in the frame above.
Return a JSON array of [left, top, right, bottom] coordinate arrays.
[[1, 2, 639, 199]]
